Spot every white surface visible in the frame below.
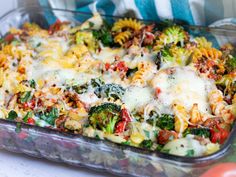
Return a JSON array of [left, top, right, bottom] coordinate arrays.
[[0, 2, 113, 177], [0, 149, 114, 177]]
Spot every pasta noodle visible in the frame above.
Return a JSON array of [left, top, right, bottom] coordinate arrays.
[[112, 18, 142, 32], [114, 31, 132, 46]]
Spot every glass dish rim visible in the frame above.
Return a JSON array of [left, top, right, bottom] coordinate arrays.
[[0, 5, 235, 166]]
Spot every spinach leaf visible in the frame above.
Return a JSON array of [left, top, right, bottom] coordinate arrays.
[[23, 112, 32, 123], [186, 149, 195, 157], [20, 91, 32, 103], [29, 79, 36, 89], [39, 108, 59, 126], [7, 110, 18, 120]]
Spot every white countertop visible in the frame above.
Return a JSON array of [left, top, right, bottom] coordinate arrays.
[[0, 149, 114, 177]]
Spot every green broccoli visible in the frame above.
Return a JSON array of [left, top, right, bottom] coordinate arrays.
[[140, 140, 153, 149], [91, 78, 105, 88], [183, 128, 211, 138], [157, 45, 174, 63], [225, 55, 236, 73], [162, 25, 187, 45], [88, 103, 121, 133], [72, 84, 88, 94], [94, 83, 125, 100], [148, 114, 174, 130]]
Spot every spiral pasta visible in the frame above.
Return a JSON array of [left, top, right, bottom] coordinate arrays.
[[112, 18, 142, 32], [114, 31, 132, 45], [189, 103, 202, 124], [194, 37, 212, 48], [208, 89, 235, 123], [172, 102, 189, 133], [23, 22, 48, 37], [131, 62, 154, 86], [192, 47, 225, 79]]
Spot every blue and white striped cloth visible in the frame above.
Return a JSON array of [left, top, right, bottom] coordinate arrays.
[[39, 0, 236, 26], [38, 0, 236, 46]]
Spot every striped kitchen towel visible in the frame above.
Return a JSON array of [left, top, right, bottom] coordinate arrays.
[[38, 0, 236, 26]]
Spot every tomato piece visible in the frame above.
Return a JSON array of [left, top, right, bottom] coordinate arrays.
[[22, 99, 35, 110], [200, 163, 236, 177], [121, 108, 132, 122], [210, 129, 222, 143], [157, 130, 177, 145], [48, 19, 62, 35], [105, 63, 111, 71], [115, 121, 127, 133], [210, 123, 230, 144], [27, 118, 35, 125], [4, 33, 14, 42], [155, 87, 161, 97], [115, 61, 128, 72]]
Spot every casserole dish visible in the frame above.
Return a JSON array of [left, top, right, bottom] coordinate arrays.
[[0, 6, 235, 177]]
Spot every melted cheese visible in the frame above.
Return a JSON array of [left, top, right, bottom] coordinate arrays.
[[152, 67, 215, 114], [29, 61, 96, 86], [92, 47, 125, 63], [123, 86, 154, 111], [163, 136, 206, 156]]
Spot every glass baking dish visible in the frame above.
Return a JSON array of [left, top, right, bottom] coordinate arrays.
[[0, 6, 236, 177]]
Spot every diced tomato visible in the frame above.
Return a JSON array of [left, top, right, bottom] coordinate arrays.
[[115, 121, 127, 133], [48, 19, 62, 35], [4, 33, 14, 42], [121, 108, 132, 122], [145, 32, 155, 40], [115, 108, 132, 133], [105, 63, 111, 71], [27, 118, 35, 125], [115, 61, 128, 72], [157, 130, 177, 145], [155, 87, 161, 97], [210, 123, 230, 144], [22, 99, 35, 109]]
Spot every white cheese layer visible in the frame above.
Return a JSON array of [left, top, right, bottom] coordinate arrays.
[[151, 67, 215, 114], [123, 86, 154, 111]]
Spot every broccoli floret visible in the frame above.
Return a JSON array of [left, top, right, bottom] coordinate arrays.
[[95, 83, 125, 100], [183, 128, 211, 138], [72, 84, 88, 94], [140, 139, 153, 149], [157, 45, 174, 63], [148, 114, 174, 130], [91, 78, 105, 88], [156, 114, 174, 130], [225, 55, 236, 73], [88, 103, 121, 133], [162, 25, 187, 45]]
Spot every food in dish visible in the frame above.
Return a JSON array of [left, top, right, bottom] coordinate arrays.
[[0, 13, 235, 157]]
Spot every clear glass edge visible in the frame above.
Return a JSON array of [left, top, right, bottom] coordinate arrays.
[[0, 5, 234, 167]]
